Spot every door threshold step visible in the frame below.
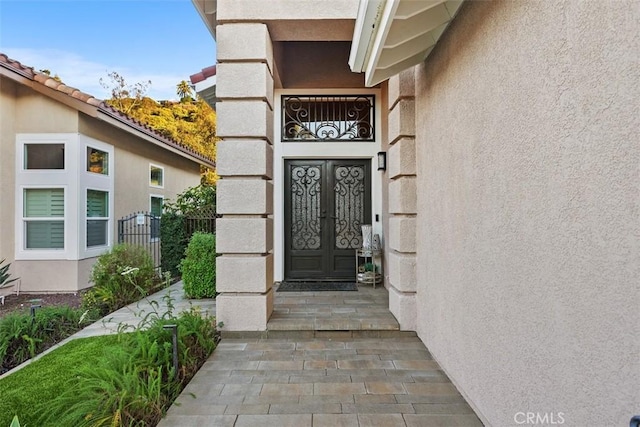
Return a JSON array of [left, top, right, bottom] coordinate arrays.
[[221, 329, 417, 339]]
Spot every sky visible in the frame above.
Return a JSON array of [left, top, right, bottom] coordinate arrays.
[[0, 0, 217, 100]]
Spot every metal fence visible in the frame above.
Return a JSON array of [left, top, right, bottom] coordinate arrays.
[[185, 206, 220, 236], [117, 208, 219, 272], [117, 212, 161, 269]]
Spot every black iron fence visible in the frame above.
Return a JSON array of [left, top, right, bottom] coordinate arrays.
[[185, 206, 220, 236], [117, 208, 220, 273], [117, 212, 161, 269]]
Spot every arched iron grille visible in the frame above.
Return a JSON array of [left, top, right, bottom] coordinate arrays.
[[282, 95, 375, 142]]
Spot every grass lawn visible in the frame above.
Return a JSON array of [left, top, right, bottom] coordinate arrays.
[[0, 334, 121, 427]]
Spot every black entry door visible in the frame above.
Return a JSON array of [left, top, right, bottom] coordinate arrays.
[[284, 159, 371, 280]]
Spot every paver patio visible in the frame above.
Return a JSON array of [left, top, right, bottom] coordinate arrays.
[[158, 283, 482, 426]]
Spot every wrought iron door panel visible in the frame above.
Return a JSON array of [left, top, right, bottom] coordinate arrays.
[[285, 159, 371, 280]]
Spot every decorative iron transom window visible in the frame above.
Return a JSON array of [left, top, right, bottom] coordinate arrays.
[[282, 95, 375, 142]]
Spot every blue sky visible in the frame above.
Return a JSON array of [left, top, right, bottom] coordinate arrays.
[[0, 0, 216, 100]]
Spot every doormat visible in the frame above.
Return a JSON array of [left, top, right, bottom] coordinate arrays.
[[277, 282, 358, 292]]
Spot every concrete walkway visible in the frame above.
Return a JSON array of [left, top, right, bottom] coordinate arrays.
[[73, 281, 216, 338]]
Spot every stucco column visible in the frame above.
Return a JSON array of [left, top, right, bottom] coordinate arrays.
[[387, 70, 417, 331], [214, 23, 275, 331]]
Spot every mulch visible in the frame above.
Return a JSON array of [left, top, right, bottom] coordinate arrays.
[[0, 292, 84, 319]]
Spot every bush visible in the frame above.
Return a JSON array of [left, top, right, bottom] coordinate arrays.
[[0, 306, 92, 373], [160, 212, 187, 278], [161, 184, 216, 278], [180, 232, 216, 299], [163, 184, 216, 216], [82, 244, 161, 317]]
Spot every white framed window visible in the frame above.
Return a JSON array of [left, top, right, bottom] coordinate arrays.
[[23, 188, 65, 249], [86, 189, 109, 248], [87, 146, 109, 175], [150, 195, 163, 240], [24, 143, 65, 170], [150, 164, 164, 188], [80, 136, 114, 259]]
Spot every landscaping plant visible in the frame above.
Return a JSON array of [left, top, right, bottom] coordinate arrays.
[[161, 184, 216, 277], [35, 297, 217, 427], [0, 259, 18, 289], [0, 305, 92, 373], [179, 232, 216, 299], [82, 244, 162, 318]]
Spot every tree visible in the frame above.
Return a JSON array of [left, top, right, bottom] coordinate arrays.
[[101, 72, 218, 184], [100, 71, 151, 115], [176, 80, 194, 102]]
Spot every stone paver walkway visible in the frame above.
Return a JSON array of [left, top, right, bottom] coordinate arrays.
[[158, 336, 482, 427]]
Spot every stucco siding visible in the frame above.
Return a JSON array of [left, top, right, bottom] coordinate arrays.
[[11, 258, 93, 293], [79, 116, 201, 219], [0, 79, 17, 267], [15, 85, 78, 133], [413, 1, 639, 425]]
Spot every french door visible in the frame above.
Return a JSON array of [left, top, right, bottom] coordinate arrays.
[[284, 159, 371, 280]]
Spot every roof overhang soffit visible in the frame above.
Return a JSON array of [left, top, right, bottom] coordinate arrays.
[[349, 0, 464, 87], [192, 0, 217, 39]]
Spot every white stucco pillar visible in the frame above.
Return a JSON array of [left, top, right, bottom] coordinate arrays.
[[215, 23, 275, 331], [387, 70, 417, 331]]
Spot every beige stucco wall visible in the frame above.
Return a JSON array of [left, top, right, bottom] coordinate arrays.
[[0, 78, 18, 269], [1, 79, 81, 292], [0, 80, 201, 293], [13, 259, 94, 293], [413, 1, 639, 425], [79, 116, 201, 220]]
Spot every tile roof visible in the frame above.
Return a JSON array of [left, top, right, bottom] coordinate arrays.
[[0, 53, 215, 168], [189, 65, 216, 84]]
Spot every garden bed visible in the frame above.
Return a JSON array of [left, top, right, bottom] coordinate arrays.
[[0, 292, 83, 319], [0, 307, 218, 426]]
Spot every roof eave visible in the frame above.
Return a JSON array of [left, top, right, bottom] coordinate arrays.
[[350, 0, 465, 87], [192, 0, 218, 40], [348, 0, 385, 73], [97, 106, 216, 169]]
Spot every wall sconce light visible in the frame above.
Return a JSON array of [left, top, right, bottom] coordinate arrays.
[[377, 151, 387, 171]]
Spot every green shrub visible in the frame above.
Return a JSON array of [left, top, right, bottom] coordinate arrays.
[[0, 306, 91, 373], [163, 184, 216, 215], [161, 184, 216, 278], [82, 244, 160, 317], [180, 232, 216, 299], [160, 212, 187, 277]]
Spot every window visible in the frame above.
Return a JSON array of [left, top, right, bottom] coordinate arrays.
[[87, 147, 109, 175], [24, 188, 64, 249], [87, 190, 109, 247], [150, 165, 164, 187], [24, 143, 65, 169], [150, 196, 163, 239], [281, 95, 375, 142]]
